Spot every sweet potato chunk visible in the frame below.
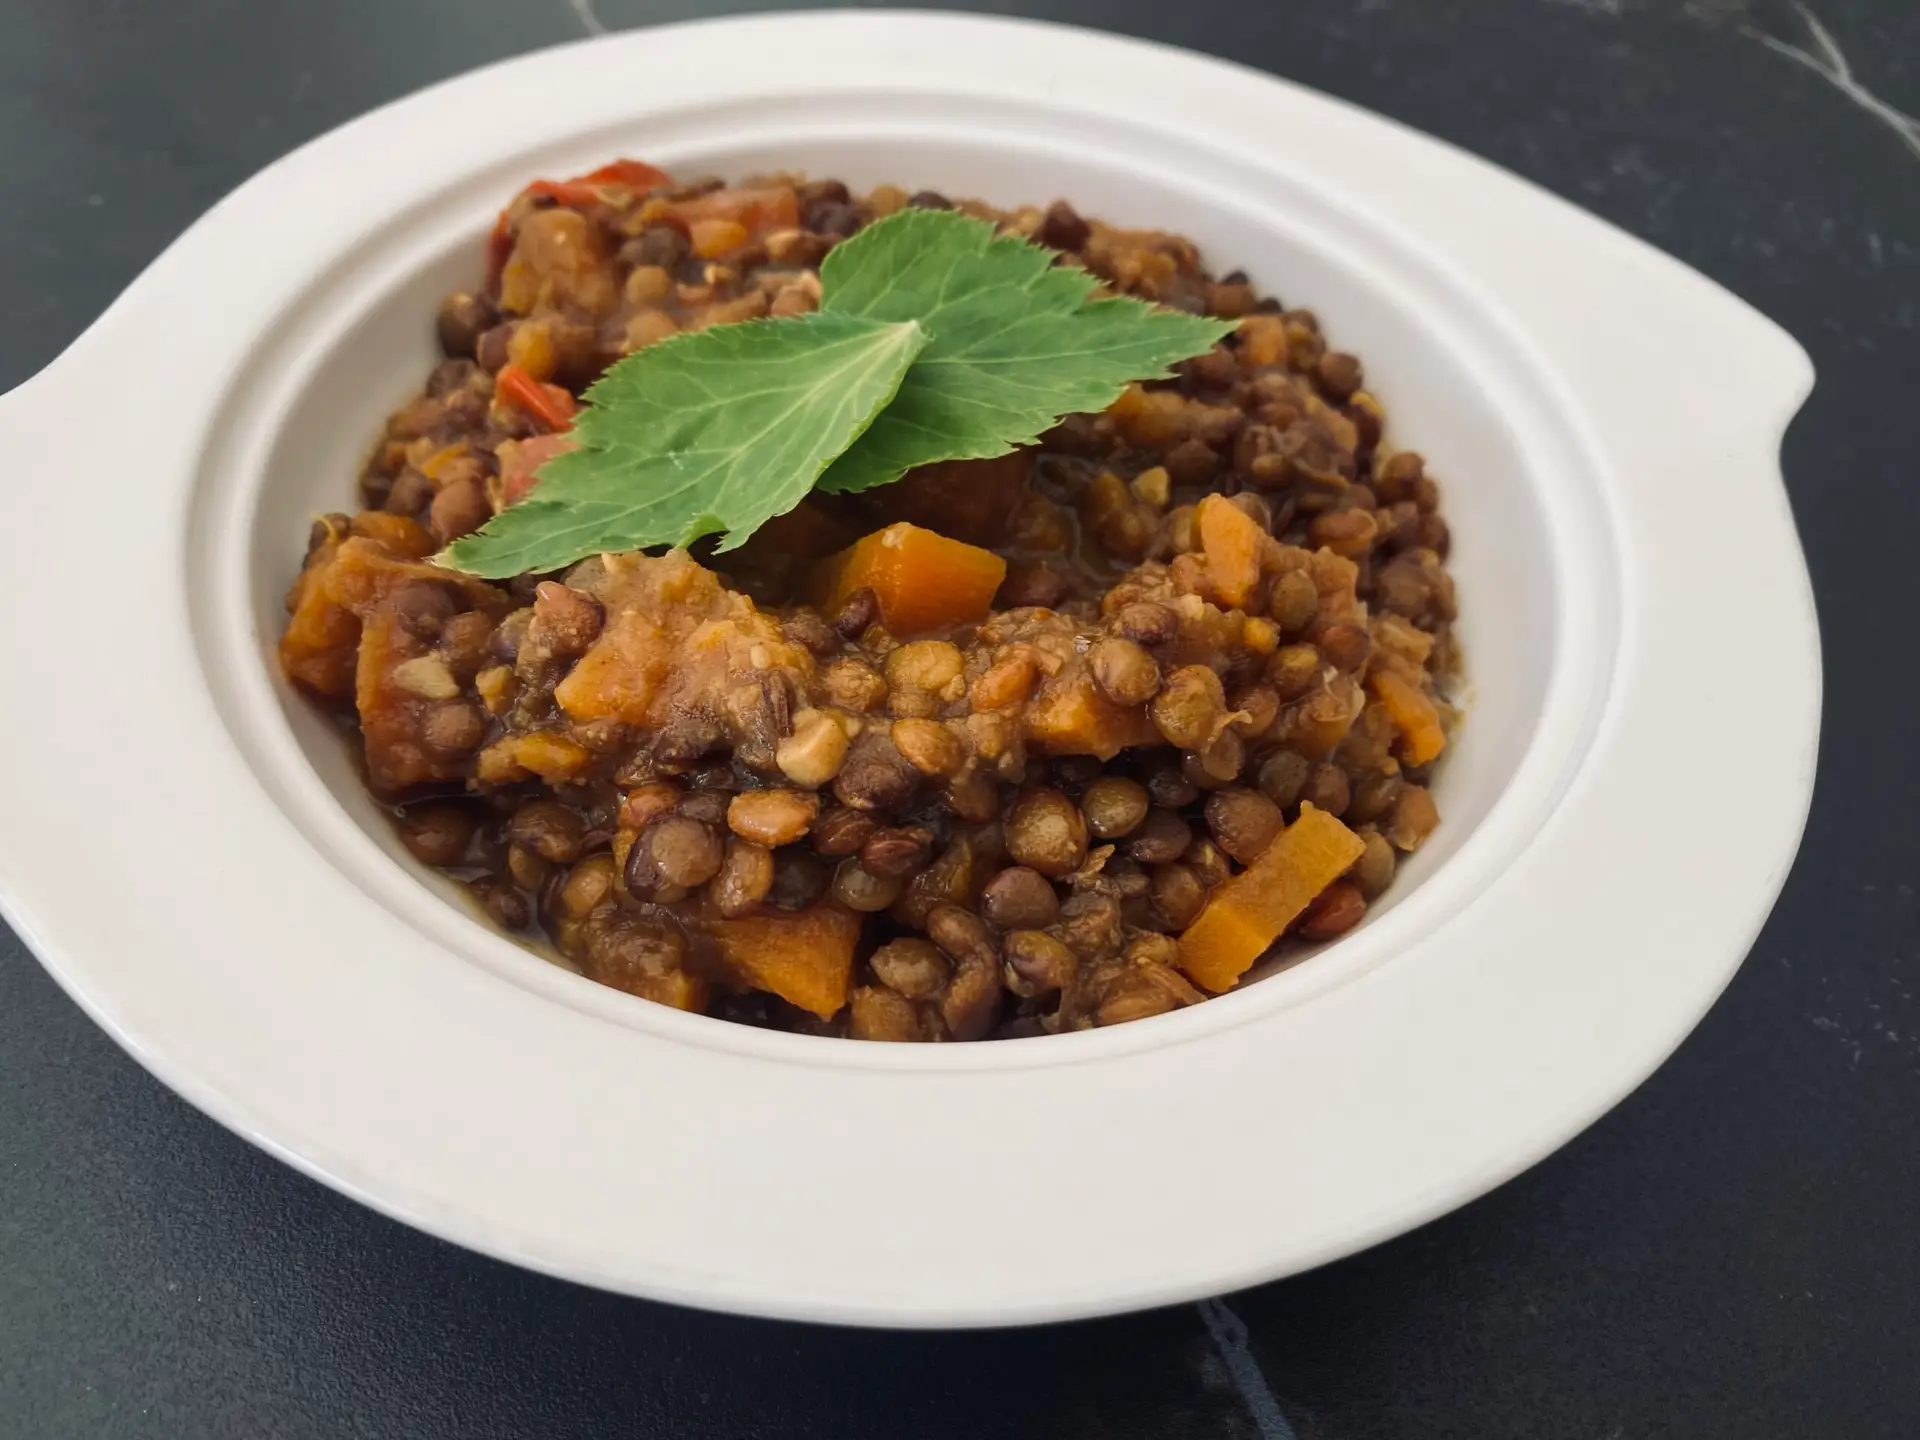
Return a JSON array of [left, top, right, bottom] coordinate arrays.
[[553, 608, 674, 726], [499, 206, 617, 317], [812, 522, 1007, 637], [634, 970, 710, 1013], [281, 531, 503, 700], [698, 904, 861, 1020], [474, 730, 592, 786], [554, 550, 815, 731], [354, 611, 470, 795], [1197, 494, 1266, 610], [1177, 804, 1366, 993], [280, 530, 360, 698], [1368, 669, 1447, 766]]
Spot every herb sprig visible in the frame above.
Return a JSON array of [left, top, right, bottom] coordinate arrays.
[[440, 208, 1232, 578]]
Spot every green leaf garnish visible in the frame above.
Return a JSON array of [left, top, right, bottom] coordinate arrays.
[[440, 312, 925, 577], [437, 205, 1234, 576], [816, 209, 1235, 494]]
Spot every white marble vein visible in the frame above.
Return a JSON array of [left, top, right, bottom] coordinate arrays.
[[1745, 4, 1920, 160], [569, 0, 607, 38], [1197, 1298, 1300, 1440]]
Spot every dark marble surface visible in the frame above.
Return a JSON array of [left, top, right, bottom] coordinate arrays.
[[3, 1, 1916, 1435]]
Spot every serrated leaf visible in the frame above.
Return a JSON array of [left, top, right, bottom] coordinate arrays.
[[815, 208, 1235, 494], [438, 311, 926, 577]]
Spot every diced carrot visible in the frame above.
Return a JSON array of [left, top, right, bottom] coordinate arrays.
[[811, 522, 1008, 637], [697, 904, 861, 1019], [1106, 384, 1187, 448], [1197, 494, 1267, 610], [688, 218, 749, 259], [505, 320, 559, 381], [416, 442, 472, 483], [1237, 314, 1288, 367], [1025, 671, 1157, 760], [1176, 804, 1366, 994], [1368, 669, 1447, 765]]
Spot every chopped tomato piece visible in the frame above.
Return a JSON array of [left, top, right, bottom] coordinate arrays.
[[497, 432, 577, 507]]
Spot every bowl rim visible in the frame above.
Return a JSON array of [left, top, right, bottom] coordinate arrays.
[[0, 10, 1819, 1326], [196, 73, 1612, 1077]]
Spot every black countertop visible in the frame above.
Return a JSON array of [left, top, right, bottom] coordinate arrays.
[[3, 1, 1916, 1435]]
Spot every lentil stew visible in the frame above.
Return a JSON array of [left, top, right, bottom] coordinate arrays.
[[278, 163, 1461, 1041]]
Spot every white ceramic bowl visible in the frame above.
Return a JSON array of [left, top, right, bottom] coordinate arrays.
[[0, 12, 1818, 1326]]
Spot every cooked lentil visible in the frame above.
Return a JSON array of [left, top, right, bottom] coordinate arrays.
[[279, 163, 1462, 1039]]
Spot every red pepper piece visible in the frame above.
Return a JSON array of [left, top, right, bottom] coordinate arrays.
[[577, 159, 672, 190], [483, 158, 673, 295], [494, 363, 577, 433]]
